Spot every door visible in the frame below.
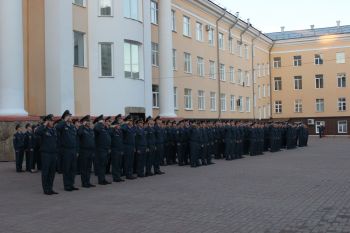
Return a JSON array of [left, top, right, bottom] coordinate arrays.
[[315, 121, 325, 134]]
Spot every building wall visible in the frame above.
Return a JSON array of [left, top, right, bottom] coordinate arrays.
[[88, 0, 153, 116], [152, 0, 272, 119], [271, 34, 350, 134]]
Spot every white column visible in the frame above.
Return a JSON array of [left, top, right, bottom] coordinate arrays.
[[158, 0, 176, 117], [45, 0, 75, 115], [0, 0, 27, 116]]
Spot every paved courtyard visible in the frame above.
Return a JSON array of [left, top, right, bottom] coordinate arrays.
[[1, 137, 350, 233]]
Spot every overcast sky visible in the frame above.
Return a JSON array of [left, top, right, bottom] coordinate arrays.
[[216, 0, 350, 33]]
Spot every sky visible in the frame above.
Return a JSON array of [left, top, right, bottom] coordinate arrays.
[[215, 0, 350, 33]]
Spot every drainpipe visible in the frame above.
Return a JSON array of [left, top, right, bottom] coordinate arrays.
[[251, 31, 261, 121], [268, 41, 275, 120], [216, 9, 226, 119], [228, 12, 239, 41], [239, 19, 250, 44]]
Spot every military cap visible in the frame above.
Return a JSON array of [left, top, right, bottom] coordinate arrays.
[[111, 119, 120, 126], [105, 116, 112, 122], [124, 115, 132, 122], [135, 119, 144, 124], [145, 116, 153, 123], [155, 116, 161, 121], [93, 114, 104, 124], [43, 114, 54, 122], [61, 110, 72, 119], [115, 114, 122, 120], [80, 115, 90, 123], [15, 124, 22, 130], [72, 119, 79, 124], [25, 123, 31, 129]]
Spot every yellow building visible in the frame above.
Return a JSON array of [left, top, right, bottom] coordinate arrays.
[[151, 0, 272, 120], [268, 25, 350, 135]]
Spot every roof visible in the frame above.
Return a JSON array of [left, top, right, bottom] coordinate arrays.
[[266, 25, 350, 41]]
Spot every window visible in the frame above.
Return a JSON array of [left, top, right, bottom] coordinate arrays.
[[229, 66, 235, 83], [315, 74, 324, 88], [246, 97, 251, 112], [258, 85, 261, 99], [174, 87, 178, 109], [208, 28, 214, 46], [263, 84, 266, 97], [196, 22, 203, 41], [152, 85, 159, 108], [338, 120, 348, 134], [151, 42, 159, 66], [337, 73, 346, 88], [74, 31, 86, 67], [220, 94, 226, 112], [238, 96, 244, 112], [338, 98, 346, 111], [293, 55, 302, 67], [275, 101, 282, 114], [245, 71, 250, 86], [171, 10, 176, 31], [295, 99, 302, 113], [197, 57, 205, 77], [124, 0, 139, 20], [124, 41, 141, 79], [184, 53, 192, 73], [316, 99, 324, 112], [274, 77, 282, 91], [210, 92, 216, 111], [228, 38, 233, 53], [209, 61, 215, 79], [172, 49, 177, 70], [184, 88, 192, 110], [262, 64, 266, 76], [230, 95, 236, 111], [150, 1, 158, 24], [294, 76, 302, 90], [220, 64, 225, 81], [336, 52, 345, 64], [258, 107, 262, 120], [198, 90, 205, 110], [315, 54, 323, 65], [99, 43, 113, 77], [73, 0, 86, 7], [238, 69, 243, 85], [273, 57, 281, 68], [267, 85, 270, 97], [100, 0, 112, 16], [263, 105, 267, 119], [219, 33, 224, 50], [244, 45, 249, 60], [237, 41, 242, 57], [183, 16, 191, 37]]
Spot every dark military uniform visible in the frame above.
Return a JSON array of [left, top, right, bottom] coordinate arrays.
[[175, 126, 185, 166], [224, 124, 233, 160], [24, 130, 35, 171], [13, 131, 25, 172], [154, 124, 165, 173], [145, 125, 156, 175], [94, 122, 112, 184], [77, 124, 95, 187], [56, 121, 78, 190], [189, 126, 201, 167], [121, 124, 136, 179], [135, 126, 147, 177], [35, 124, 58, 194], [110, 126, 125, 181]]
